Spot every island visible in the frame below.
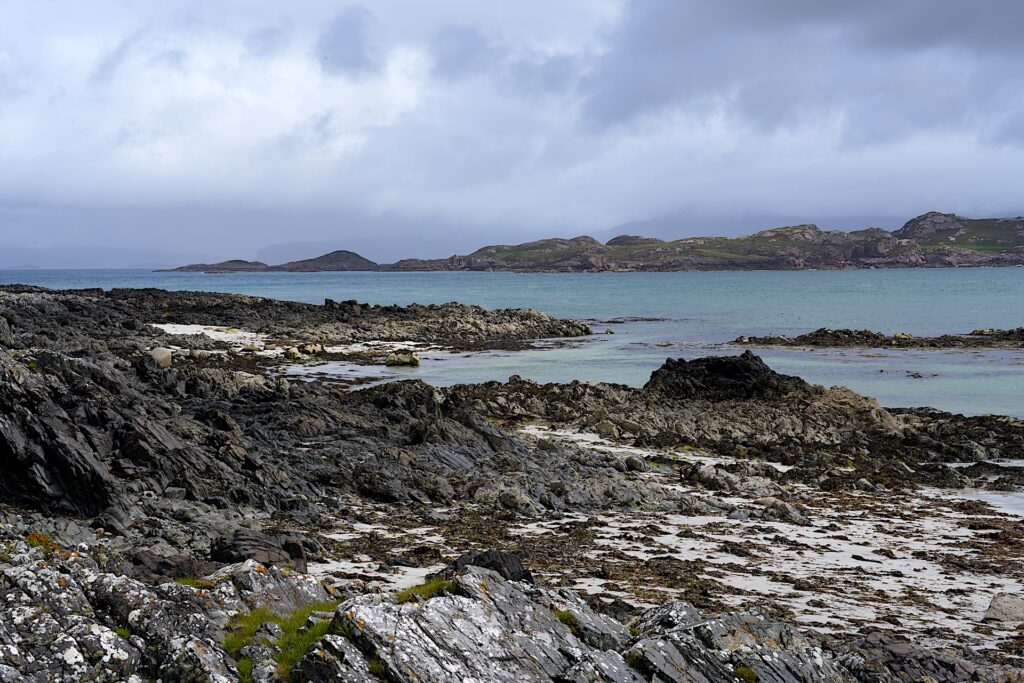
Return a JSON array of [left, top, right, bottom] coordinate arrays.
[[163, 211, 1024, 273]]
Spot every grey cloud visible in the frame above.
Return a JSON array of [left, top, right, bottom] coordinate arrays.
[[430, 25, 498, 80], [315, 5, 381, 77], [91, 30, 145, 83], [245, 25, 290, 59], [506, 53, 579, 96], [581, 0, 1024, 144], [2, 1, 1024, 266]]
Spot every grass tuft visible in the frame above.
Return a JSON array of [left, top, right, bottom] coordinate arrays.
[[368, 657, 393, 681], [26, 532, 58, 551], [552, 609, 581, 636], [273, 619, 334, 680], [175, 576, 217, 590], [237, 657, 253, 683], [113, 626, 131, 640], [394, 577, 455, 604], [221, 600, 342, 682]]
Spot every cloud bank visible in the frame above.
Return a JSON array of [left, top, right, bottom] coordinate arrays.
[[1, 1, 1022, 265]]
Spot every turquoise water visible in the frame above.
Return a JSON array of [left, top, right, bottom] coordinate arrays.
[[3, 268, 1023, 417]]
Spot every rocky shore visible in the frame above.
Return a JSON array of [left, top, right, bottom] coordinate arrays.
[[1, 286, 1022, 682], [735, 327, 1024, 349]]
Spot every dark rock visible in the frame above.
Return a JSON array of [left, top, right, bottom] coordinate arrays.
[[130, 550, 219, 585], [836, 631, 1012, 683], [643, 351, 809, 401], [211, 529, 308, 572], [447, 549, 534, 584]]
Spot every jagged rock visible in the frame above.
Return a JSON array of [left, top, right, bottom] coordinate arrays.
[[210, 560, 330, 613], [0, 316, 12, 347], [297, 635, 370, 682], [836, 631, 1017, 682], [130, 550, 218, 584], [314, 566, 886, 683], [330, 566, 642, 682], [0, 528, 336, 682], [644, 350, 809, 401], [624, 601, 856, 682]]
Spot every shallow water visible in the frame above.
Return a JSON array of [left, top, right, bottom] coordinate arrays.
[[3, 267, 1023, 416]]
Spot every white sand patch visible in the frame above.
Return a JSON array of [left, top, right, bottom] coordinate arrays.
[[150, 323, 267, 347], [506, 433, 1024, 652], [324, 340, 448, 355], [520, 425, 794, 472], [309, 558, 447, 592]]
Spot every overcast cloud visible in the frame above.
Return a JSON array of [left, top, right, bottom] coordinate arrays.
[[1, 0, 1023, 266]]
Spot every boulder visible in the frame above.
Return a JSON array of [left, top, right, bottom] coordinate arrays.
[[386, 351, 420, 366], [211, 529, 309, 573], [447, 549, 534, 583], [643, 351, 809, 401], [984, 592, 1024, 623], [150, 347, 173, 368]]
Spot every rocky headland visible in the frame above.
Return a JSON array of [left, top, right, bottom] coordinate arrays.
[[1, 286, 1023, 682], [166, 212, 1024, 273]]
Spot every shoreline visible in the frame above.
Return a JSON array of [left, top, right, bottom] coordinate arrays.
[[1, 285, 1022, 681]]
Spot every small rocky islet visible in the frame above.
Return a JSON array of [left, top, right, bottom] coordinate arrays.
[[1, 285, 1023, 682], [734, 327, 1024, 349]]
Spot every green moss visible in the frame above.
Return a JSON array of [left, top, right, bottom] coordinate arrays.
[[735, 664, 759, 683], [552, 609, 581, 636], [113, 626, 132, 640], [368, 657, 393, 681], [394, 577, 455, 604], [624, 649, 649, 674], [175, 577, 217, 590]]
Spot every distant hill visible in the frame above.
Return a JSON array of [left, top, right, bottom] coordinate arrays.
[[893, 212, 1024, 252], [159, 259, 269, 273], [269, 250, 377, 272], [162, 212, 1024, 274], [384, 212, 1024, 271]]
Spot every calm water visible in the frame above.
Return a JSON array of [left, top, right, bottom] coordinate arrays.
[[3, 268, 1023, 417]]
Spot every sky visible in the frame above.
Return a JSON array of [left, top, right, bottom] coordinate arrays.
[[1, 1, 1023, 267]]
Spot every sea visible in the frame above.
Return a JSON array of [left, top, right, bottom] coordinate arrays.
[[3, 267, 1023, 418]]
